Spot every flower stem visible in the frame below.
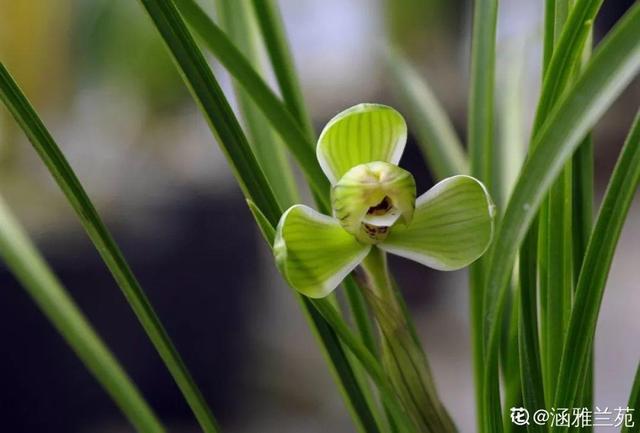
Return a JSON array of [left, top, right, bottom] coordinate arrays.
[[360, 247, 457, 432]]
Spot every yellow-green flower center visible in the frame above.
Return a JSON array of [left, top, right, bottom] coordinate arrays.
[[331, 161, 417, 244]]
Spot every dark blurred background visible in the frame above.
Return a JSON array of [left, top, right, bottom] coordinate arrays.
[[0, 1, 638, 432]]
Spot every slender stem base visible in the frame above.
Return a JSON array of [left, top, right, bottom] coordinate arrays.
[[360, 247, 457, 433]]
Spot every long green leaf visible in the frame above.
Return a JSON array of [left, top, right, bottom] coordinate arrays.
[[174, 0, 330, 210], [385, 48, 468, 179], [495, 41, 526, 207], [483, 4, 640, 433], [534, 0, 603, 404], [138, 0, 281, 223], [501, 284, 524, 433], [532, 0, 603, 132], [623, 362, 640, 433], [0, 196, 164, 433], [536, 0, 601, 418], [468, 0, 499, 431], [0, 62, 220, 433], [570, 28, 595, 433], [494, 37, 528, 433], [136, 1, 380, 430], [551, 111, 640, 432], [542, 0, 556, 72], [343, 275, 377, 355], [534, 6, 602, 401], [540, 0, 574, 405], [518, 232, 547, 433], [302, 297, 383, 433], [517, 0, 603, 422], [468, 0, 498, 192], [249, 0, 315, 142], [216, 0, 299, 208]]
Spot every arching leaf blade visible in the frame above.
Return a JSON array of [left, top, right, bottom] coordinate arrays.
[[0, 196, 165, 433]]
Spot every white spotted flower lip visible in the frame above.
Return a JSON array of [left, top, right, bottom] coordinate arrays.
[[274, 103, 495, 298]]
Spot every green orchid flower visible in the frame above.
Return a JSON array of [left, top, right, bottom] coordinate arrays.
[[274, 103, 495, 299]]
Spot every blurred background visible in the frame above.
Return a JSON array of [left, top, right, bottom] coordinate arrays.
[[0, 0, 638, 432]]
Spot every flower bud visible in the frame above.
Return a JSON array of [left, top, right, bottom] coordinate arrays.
[[331, 161, 416, 244]]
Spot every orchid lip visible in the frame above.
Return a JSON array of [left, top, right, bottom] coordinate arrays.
[[331, 161, 417, 244]]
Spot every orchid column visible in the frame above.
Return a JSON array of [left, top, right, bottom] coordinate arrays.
[[274, 104, 495, 431]]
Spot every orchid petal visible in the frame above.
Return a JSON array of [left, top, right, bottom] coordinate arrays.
[[317, 104, 407, 184], [274, 205, 371, 298], [379, 175, 495, 270]]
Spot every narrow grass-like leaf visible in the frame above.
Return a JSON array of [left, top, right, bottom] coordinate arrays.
[[343, 276, 377, 354], [138, 0, 281, 223], [542, 118, 573, 407], [551, 111, 640, 433], [539, 0, 574, 405], [302, 296, 384, 433], [247, 199, 277, 244], [0, 62, 220, 433], [570, 37, 595, 433], [249, 0, 315, 141], [571, 135, 594, 286], [495, 42, 526, 207], [538, 0, 595, 406], [216, 0, 299, 208], [483, 5, 640, 433], [136, 2, 381, 429], [544, 231, 573, 404], [542, 0, 556, 72], [532, 0, 603, 132], [174, 0, 329, 210], [501, 284, 525, 433], [468, 0, 499, 430], [494, 41, 527, 432], [468, 0, 498, 191], [0, 196, 165, 433], [385, 48, 468, 179], [518, 232, 547, 433], [623, 362, 640, 433]]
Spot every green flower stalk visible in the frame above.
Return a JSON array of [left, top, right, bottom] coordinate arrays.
[[273, 104, 495, 431]]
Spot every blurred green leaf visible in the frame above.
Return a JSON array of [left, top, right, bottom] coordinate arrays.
[[483, 5, 640, 433], [623, 362, 640, 433], [174, 0, 330, 209], [552, 111, 640, 432], [216, 0, 299, 208], [0, 195, 165, 433], [386, 49, 468, 180], [0, 61, 221, 433], [468, 0, 499, 430], [249, 0, 315, 141]]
